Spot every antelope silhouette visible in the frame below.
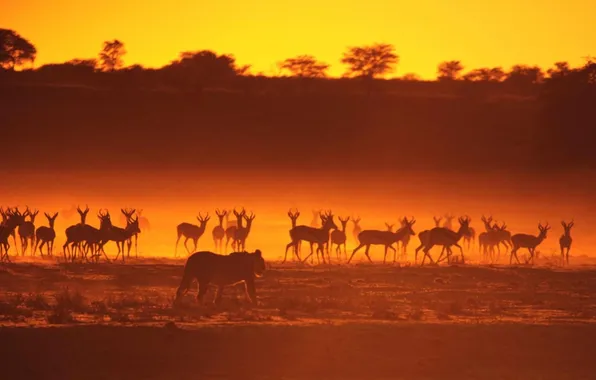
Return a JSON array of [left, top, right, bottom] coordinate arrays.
[[559, 220, 574, 265], [286, 210, 337, 265], [510, 223, 550, 265], [175, 213, 210, 257], [212, 209, 227, 253], [349, 217, 416, 264], [415, 217, 471, 265], [18, 207, 39, 256], [34, 212, 58, 256], [331, 216, 350, 261]]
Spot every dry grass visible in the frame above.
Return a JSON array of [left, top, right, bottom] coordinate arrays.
[[0, 260, 594, 326], [1, 260, 596, 379]]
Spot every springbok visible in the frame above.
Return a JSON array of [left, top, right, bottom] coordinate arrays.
[[559, 220, 574, 265], [63, 205, 91, 261], [478, 216, 500, 262], [225, 208, 245, 252], [286, 210, 338, 265], [283, 209, 302, 263], [415, 217, 471, 265], [395, 217, 413, 261], [99, 211, 141, 262], [225, 210, 238, 229], [385, 223, 394, 232], [2, 207, 23, 255], [310, 209, 322, 228], [348, 217, 416, 264], [433, 216, 443, 227], [136, 209, 151, 232], [212, 209, 227, 253], [0, 210, 26, 261], [18, 207, 39, 256], [510, 223, 550, 265], [443, 214, 455, 230], [175, 213, 210, 257], [331, 216, 350, 260], [233, 212, 256, 251], [352, 216, 362, 245], [34, 212, 58, 256], [121, 208, 139, 258]]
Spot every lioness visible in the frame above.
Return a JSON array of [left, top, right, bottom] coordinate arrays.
[[175, 249, 265, 305]]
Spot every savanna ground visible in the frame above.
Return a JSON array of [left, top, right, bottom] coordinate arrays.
[[2, 254, 596, 379]]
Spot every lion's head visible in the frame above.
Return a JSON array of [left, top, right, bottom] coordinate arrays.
[[252, 249, 266, 277]]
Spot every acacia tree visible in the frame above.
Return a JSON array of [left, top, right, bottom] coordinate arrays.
[[164, 50, 240, 90], [278, 55, 329, 78], [99, 39, 126, 71], [506, 64, 544, 86], [463, 67, 506, 82], [437, 60, 464, 80], [547, 61, 571, 78], [341, 43, 398, 78], [0, 29, 36, 70]]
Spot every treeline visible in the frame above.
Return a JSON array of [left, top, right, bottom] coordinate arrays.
[[1, 28, 596, 170]]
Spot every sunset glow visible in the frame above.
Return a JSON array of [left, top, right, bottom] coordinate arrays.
[[2, 0, 594, 78]]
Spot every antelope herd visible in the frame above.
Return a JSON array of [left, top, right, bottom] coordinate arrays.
[[0, 205, 577, 267]]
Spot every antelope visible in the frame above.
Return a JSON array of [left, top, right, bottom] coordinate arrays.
[[18, 207, 39, 255], [282, 209, 302, 263], [63, 205, 91, 261], [34, 212, 58, 256], [396, 217, 413, 261], [2, 207, 22, 255], [212, 209, 228, 253], [0, 209, 26, 261], [310, 209, 322, 228], [559, 220, 574, 265], [99, 211, 141, 262], [285, 210, 338, 265], [331, 216, 350, 260], [510, 223, 550, 265], [233, 212, 256, 251], [463, 226, 476, 252], [121, 208, 139, 258], [136, 209, 151, 232], [352, 216, 362, 244], [478, 216, 500, 262], [225, 208, 245, 252], [225, 209, 238, 229], [443, 214, 455, 230], [433, 216, 442, 227], [415, 217, 471, 265], [175, 213, 210, 257], [348, 217, 416, 264], [385, 223, 394, 232]]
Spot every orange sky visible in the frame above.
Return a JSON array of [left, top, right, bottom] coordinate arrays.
[[2, 0, 594, 78]]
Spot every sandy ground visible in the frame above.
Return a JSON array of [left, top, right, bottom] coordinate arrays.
[[1, 258, 596, 379]]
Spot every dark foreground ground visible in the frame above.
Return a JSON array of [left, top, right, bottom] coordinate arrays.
[[1, 260, 596, 379], [2, 324, 596, 379]]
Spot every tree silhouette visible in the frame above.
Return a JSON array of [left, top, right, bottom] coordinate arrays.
[[278, 55, 329, 78], [99, 40, 126, 71], [0, 29, 36, 70], [163, 50, 239, 91], [401, 73, 421, 81], [463, 67, 506, 82], [506, 65, 544, 86], [547, 61, 571, 78], [437, 60, 464, 81], [341, 43, 398, 78]]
